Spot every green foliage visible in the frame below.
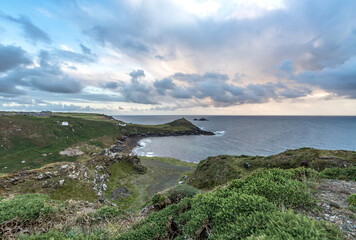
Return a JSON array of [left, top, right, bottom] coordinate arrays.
[[18, 228, 109, 240], [187, 148, 356, 189], [166, 184, 201, 203], [320, 167, 356, 181], [116, 169, 341, 240], [91, 206, 123, 220], [231, 168, 316, 208], [150, 193, 166, 205], [0, 194, 53, 224], [346, 194, 356, 206]]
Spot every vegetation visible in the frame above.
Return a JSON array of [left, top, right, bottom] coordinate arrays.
[[0, 194, 54, 224], [117, 168, 342, 240], [320, 166, 356, 181], [347, 194, 356, 206], [0, 114, 354, 239], [187, 148, 356, 189], [0, 114, 204, 173], [104, 157, 196, 210], [0, 115, 120, 172]]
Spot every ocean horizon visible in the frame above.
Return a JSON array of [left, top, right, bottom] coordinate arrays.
[[113, 115, 356, 163]]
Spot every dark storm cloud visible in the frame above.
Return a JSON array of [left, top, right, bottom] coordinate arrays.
[[295, 56, 356, 98], [1, 14, 51, 44], [0, 44, 31, 72]]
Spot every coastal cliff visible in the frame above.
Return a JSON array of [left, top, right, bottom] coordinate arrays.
[[0, 113, 355, 239]]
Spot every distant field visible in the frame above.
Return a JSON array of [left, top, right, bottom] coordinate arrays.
[[53, 112, 116, 122], [0, 114, 121, 173], [0, 113, 202, 173]]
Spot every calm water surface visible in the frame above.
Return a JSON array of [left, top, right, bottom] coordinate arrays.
[[113, 115, 356, 163]]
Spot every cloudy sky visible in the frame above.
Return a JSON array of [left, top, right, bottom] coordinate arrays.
[[0, 0, 355, 115]]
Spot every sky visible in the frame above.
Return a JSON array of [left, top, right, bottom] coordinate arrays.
[[0, 0, 355, 115]]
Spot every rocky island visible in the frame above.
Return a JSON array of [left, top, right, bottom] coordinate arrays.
[[0, 113, 355, 239]]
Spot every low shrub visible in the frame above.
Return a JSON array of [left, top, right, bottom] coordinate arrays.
[[320, 167, 356, 181], [347, 194, 356, 206], [229, 168, 316, 208], [0, 194, 53, 224], [116, 169, 341, 240], [92, 206, 122, 220], [166, 184, 201, 203]]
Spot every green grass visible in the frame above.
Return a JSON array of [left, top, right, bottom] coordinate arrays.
[[116, 168, 342, 240], [320, 166, 356, 181], [0, 115, 120, 172], [104, 157, 196, 210], [0, 115, 201, 173], [347, 194, 356, 206], [0, 194, 54, 224], [187, 148, 356, 189]]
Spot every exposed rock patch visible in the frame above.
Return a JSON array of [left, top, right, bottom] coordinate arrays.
[[59, 148, 84, 156]]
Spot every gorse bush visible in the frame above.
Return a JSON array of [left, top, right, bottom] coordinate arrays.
[[116, 168, 342, 240], [166, 184, 201, 203], [229, 168, 317, 208], [320, 166, 356, 181], [0, 194, 53, 224], [91, 206, 122, 220]]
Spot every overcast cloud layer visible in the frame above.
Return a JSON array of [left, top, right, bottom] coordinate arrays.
[[0, 0, 355, 115]]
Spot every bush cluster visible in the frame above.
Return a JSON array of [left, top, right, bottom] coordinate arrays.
[[320, 166, 356, 181], [116, 168, 342, 240], [0, 194, 53, 224]]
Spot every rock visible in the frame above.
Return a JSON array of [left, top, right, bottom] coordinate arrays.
[[110, 145, 125, 153], [37, 174, 44, 180], [61, 165, 69, 170], [59, 179, 65, 186], [42, 153, 47, 157], [45, 172, 52, 178], [95, 165, 104, 171], [21, 161, 26, 164], [244, 162, 251, 169], [98, 196, 105, 203], [59, 148, 84, 156]]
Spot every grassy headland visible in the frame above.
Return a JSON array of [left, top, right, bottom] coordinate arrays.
[[0, 113, 355, 239], [0, 113, 209, 173]]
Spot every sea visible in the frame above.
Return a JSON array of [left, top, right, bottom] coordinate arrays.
[[112, 115, 356, 163]]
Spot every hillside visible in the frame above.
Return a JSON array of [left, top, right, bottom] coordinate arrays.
[[0, 114, 355, 239], [186, 148, 356, 189], [0, 114, 210, 173]]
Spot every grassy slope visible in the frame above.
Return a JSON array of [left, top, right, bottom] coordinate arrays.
[[0, 115, 201, 173], [187, 148, 356, 189], [0, 115, 120, 173], [105, 157, 196, 210]]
